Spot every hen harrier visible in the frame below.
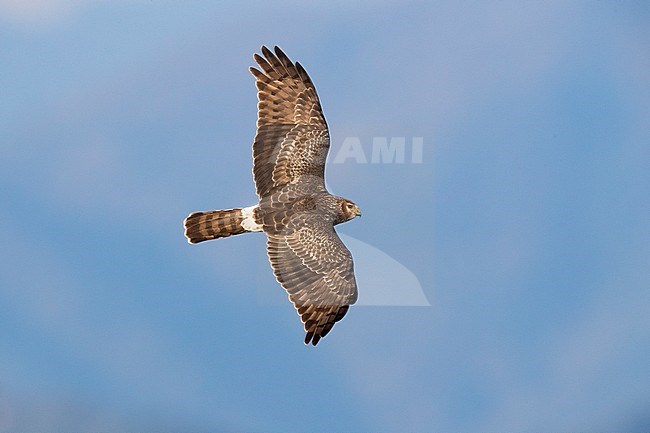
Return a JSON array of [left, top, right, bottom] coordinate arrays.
[[184, 46, 361, 346]]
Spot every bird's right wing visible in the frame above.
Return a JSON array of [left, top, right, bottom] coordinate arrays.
[[250, 46, 330, 199]]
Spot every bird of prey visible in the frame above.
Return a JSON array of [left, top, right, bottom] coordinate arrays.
[[184, 46, 361, 346]]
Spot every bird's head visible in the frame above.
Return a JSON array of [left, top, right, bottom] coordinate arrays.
[[335, 198, 362, 224]]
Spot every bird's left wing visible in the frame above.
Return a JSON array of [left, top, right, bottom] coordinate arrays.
[[265, 212, 358, 345]]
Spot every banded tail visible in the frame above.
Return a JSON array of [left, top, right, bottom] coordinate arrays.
[[184, 206, 261, 244]]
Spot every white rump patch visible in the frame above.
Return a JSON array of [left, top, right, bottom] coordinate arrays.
[[241, 205, 263, 232]]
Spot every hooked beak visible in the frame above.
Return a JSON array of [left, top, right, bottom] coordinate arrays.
[[354, 205, 362, 217]]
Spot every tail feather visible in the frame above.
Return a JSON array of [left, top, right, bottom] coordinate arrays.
[[184, 209, 247, 244]]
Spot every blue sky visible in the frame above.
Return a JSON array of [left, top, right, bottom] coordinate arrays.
[[1, 1, 649, 432]]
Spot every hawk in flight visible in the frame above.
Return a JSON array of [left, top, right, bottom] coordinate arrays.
[[184, 46, 361, 346]]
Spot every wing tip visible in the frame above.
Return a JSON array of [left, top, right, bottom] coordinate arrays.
[[261, 45, 274, 59], [304, 331, 321, 346], [274, 45, 286, 58]]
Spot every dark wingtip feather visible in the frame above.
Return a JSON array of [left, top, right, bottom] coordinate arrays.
[[274, 45, 287, 60], [249, 66, 262, 78], [295, 61, 308, 77], [320, 326, 333, 338], [261, 45, 274, 60], [303, 330, 322, 346]]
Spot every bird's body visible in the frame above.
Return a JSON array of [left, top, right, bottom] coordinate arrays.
[[184, 46, 361, 345]]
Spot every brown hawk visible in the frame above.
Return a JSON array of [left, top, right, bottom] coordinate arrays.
[[183, 46, 361, 346]]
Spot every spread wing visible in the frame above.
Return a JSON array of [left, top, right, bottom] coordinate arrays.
[[250, 46, 330, 199], [266, 213, 358, 346]]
